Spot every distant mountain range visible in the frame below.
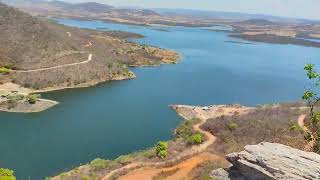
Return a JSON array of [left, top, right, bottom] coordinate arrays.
[[1, 0, 319, 25], [0, 0, 160, 16], [153, 8, 320, 24]]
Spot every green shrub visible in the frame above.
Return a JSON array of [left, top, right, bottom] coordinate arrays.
[[7, 94, 24, 101], [228, 123, 238, 131], [142, 150, 155, 159], [0, 168, 16, 180], [175, 121, 193, 139], [58, 172, 67, 179], [32, 83, 41, 90], [115, 155, 132, 165], [27, 94, 40, 104], [176, 119, 207, 145], [3, 64, 13, 69], [187, 133, 205, 145], [0, 67, 10, 75], [81, 176, 89, 180], [127, 49, 134, 54], [294, 64, 320, 153], [89, 158, 111, 170], [156, 141, 168, 159], [157, 150, 168, 159]]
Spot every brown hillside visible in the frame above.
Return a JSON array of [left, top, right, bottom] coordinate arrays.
[[0, 3, 179, 90], [0, 3, 78, 69]]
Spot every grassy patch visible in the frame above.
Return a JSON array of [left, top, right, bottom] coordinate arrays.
[[89, 158, 114, 170], [141, 149, 156, 159], [3, 64, 13, 69], [115, 154, 133, 165], [6, 94, 24, 101], [0, 67, 10, 75]]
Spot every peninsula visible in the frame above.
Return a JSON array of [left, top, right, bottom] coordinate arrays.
[[0, 3, 179, 112]]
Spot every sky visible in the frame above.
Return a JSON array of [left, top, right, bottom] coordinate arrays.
[[62, 0, 319, 20]]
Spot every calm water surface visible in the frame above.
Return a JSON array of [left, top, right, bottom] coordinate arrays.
[[0, 19, 319, 179]]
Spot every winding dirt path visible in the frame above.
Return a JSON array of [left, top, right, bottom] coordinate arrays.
[[102, 105, 253, 180], [14, 53, 92, 73], [118, 153, 224, 180]]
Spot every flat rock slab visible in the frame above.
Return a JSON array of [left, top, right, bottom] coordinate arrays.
[[212, 142, 320, 180]]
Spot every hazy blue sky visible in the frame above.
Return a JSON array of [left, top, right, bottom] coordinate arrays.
[[62, 0, 319, 20]]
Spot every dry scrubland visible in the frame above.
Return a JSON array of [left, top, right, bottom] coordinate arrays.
[[0, 2, 178, 112], [228, 19, 320, 48], [202, 103, 307, 154], [0, 3, 179, 91]]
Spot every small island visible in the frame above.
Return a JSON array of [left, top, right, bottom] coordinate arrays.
[[0, 93, 58, 113]]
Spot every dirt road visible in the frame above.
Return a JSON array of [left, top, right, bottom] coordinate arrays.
[[14, 53, 92, 73], [103, 105, 253, 180]]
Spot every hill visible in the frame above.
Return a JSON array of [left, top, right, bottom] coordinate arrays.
[[0, 2, 178, 91], [240, 18, 277, 25], [1, 0, 161, 23], [69, 2, 113, 13]]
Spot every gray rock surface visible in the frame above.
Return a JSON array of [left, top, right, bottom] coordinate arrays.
[[211, 142, 320, 180], [211, 167, 247, 180]]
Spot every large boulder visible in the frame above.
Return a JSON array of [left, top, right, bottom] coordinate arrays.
[[211, 142, 320, 180]]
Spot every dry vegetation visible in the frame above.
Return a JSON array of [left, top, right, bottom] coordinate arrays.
[[228, 19, 320, 48], [202, 104, 307, 154], [51, 148, 157, 180], [0, 2, 179, 91], [188, 160, 229, 180]]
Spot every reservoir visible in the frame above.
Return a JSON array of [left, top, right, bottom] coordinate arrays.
[[0, 19, 319, 179]]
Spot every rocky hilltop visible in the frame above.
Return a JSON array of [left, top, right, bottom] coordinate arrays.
[[211, 142, 320, 180]]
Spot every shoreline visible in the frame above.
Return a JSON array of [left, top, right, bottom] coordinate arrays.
[[0, 49, 179, 113], [28, 53, 180, 94], [0, 73, 135, 113], [229, 33, 320, 48], [51, 104, 253, 180], [32, 73, 136, 94], [0, 97, 59, 113], [51, 15, 214, 28]]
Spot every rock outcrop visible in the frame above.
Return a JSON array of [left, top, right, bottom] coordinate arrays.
[[211, 142, 320, 180]]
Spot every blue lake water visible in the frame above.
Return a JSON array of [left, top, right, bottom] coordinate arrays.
[[0, 19, 319, 179]]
